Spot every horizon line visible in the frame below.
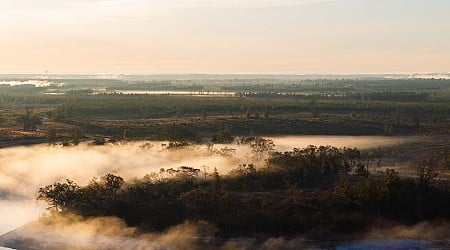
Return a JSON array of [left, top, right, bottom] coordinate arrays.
[[1, 72, 450, 76]]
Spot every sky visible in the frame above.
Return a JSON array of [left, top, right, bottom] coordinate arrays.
[[0, 0, 449, 74]]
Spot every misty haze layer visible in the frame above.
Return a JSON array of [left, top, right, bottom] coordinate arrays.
[[0, 136, 412, 235], [1, 214, 449, 250]]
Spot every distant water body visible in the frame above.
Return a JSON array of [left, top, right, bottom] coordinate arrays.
[[105, 90, 235, 96]]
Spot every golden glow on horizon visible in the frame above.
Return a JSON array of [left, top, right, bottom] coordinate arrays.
[[0, 0, 449, 74]]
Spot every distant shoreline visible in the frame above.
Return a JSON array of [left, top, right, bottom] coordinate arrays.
[[0, 139, 47, 149]]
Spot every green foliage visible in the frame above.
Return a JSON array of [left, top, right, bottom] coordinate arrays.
[[17, 108, 42, 131], [37, 163, 450, 236], [384, 123, 394, 136], [239, 136, 275, 162], [122, 129, 130, 139], [37, 179, 80, 211], [443, 150, 450, 169], [70, 127, 83, 145], [413, 157, 438, 187], [165, 126, 200, 147], [211, 126, 234, 143], [46, 129, 57, 144], [1, 77, 448, 141], [268, 146, 360, 184]]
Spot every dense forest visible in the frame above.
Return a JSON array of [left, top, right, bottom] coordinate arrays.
[[37, 145, 450, 237], [0, 77, 449, 144]]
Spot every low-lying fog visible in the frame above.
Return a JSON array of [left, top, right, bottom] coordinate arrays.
[[0, 80, 63, 87], [0, 136, 414, 237], [2, 215, 449, 250], [266, 135, 416, 153]]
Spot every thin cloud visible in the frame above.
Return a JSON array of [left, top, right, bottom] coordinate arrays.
[[167, 0, 334, 8], [1, 0, 333, 11]]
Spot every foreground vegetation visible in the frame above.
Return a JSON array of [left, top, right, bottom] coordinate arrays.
[[37, 145, 450, 237]]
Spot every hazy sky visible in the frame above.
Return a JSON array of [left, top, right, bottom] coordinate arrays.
[[1, 0, 449, 74]]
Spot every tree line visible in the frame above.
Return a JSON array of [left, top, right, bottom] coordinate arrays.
[[37, 146, 450, 237]]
